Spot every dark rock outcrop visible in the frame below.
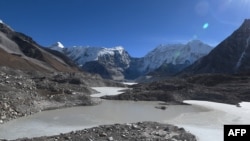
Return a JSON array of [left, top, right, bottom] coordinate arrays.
[[82, 61, 112, 79], [104, 73, 250, 105]]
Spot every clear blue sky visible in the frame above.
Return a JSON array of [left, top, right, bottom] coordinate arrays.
[[0, 0, 250, 57]]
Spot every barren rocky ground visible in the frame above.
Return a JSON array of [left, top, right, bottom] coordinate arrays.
[[104, 74, 250, 105], [0, 66, 198, 141], [10, 122, 196, 141], [0, 66, 124, 124]]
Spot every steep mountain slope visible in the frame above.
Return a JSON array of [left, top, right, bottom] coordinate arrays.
[[50, 44, 131, 80], [182, 19, 250, 74], [66, 46, 130, 68], [135, 40, 212, 82], [141, 40, 212, 73], [0, 20, 127, 126], [0, 21, 79, 72]]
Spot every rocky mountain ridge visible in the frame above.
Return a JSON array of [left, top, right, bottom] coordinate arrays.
[[104, 73, 250, 105], [64, 46, 131, 80], [0, 21, 79, 73], [0, 20, 125, 124], [141, 40, 212, 73], [50, 40, 212, 80], [182, 19, 250, 75]]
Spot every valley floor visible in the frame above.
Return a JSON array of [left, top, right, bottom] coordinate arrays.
[[1, 69, 250, 141], [0, 84, 197, 141], [104, 73, 250, 105], [2, 86, 250, 141]]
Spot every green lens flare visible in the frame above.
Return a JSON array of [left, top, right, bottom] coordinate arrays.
[[203, 23, 209, 29]]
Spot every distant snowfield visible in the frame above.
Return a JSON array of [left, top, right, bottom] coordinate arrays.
[[173, 100, 250, 141], [122, 82, 138, 85]]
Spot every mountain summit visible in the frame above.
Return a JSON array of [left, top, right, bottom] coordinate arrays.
[[140, 40, 212, 73], [65, 46, 131, 80], [53, 42, 64, 48], [182, 19, 250, 74], [49, 41, 65, 52], [49, 40, 212, 80]]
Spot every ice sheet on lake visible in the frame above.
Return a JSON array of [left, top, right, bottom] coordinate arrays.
[[91, 87, 128, 97], [178, 100, 250, 141]]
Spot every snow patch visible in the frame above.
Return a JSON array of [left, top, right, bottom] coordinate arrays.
[[235, 36, 250, 70], [56, 42, 64, 48], [98, 46, 124, 56], [62, 46, 129, 67], [49, 42, 65, 52], [0, 19, 14, 31], [50, 42, 64, 48]]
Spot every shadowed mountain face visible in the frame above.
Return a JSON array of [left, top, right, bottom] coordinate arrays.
[[182, 19, 250, 75], [0, 22, 79, 72]]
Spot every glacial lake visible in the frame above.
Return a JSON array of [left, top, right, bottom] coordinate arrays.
[[0, 87, 249, 141]]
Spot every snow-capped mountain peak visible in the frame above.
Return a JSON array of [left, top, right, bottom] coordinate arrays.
[[187, 39, 203, 45], [53, 42, 64, 48], [113, 46, 124, 51], [0, 19, 14, 31], [59, 45, 130, 80], [182, 19, 250, 74], [48, 40, 212, 80], [49, 42, 65, 52], [62, 45, 129, 66], [97, 46, 125, 56], [141, 40, 213, 73]]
